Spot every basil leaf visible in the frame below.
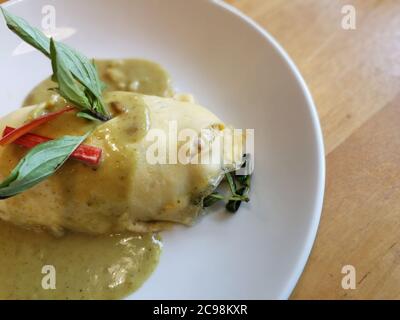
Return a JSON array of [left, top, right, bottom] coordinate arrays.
[[0, 133, 89, 199], [203, 192, 224, 208], [229, 187, 250, 202], [1, 7, 50, 56], [204, 154, 252, 211], [57, 43, 104, 98], [225, 172, 237, 194], [226, 187, 249, 213], [1, 8, 109, 120], [236, 174, 251, 188], [50, 38, 92, 109], [76, 111, 101, 122], [226, 200, 242, 213], [56, 43, 108, 116]]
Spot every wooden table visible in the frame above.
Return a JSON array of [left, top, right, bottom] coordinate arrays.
[[225, 0, 400, 299], [1, 0, 399, 299]]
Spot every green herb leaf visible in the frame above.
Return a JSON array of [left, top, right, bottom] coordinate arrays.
[[203, 192, 224, 208], [76, 111, 102, 122], [49, 38, 92, 110], [229, 186, 250, 202], [225, 172, 236, 194], [226, 199, 242, 213], [226, 186, 249, 213], [0, 133, 89, 199], [1, 7, 50, 56], [236, 174, 251, 188], [55, 43, 108, 117], [1, 8, 109, 120], [204, 154, 252, 212], [57, 43, 104, 98]]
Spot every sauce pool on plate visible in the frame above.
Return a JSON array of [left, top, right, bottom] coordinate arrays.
[[0, 220, 161, 299]]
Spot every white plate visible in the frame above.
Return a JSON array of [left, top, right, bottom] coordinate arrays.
[[0, 0, 325, 299]]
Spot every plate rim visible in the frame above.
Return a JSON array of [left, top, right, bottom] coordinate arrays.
[[210, 0, 326, 299]]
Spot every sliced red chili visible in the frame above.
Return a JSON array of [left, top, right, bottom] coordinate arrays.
[[0, 106, 75, 146], [3, 126, 102, 166]]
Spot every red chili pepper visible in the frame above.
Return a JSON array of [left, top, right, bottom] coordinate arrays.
[[3, 126, 102, 166], [0, 106, 75, 146]]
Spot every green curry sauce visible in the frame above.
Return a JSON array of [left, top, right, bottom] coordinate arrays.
[[0, 59, 172, 300]]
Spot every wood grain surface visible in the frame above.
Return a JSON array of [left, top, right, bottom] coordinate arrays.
[[224, 0, 400, 299], [1, 0, 399, 299]]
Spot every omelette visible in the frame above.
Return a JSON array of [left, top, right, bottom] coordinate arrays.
[[0, 90, 240, 235]]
